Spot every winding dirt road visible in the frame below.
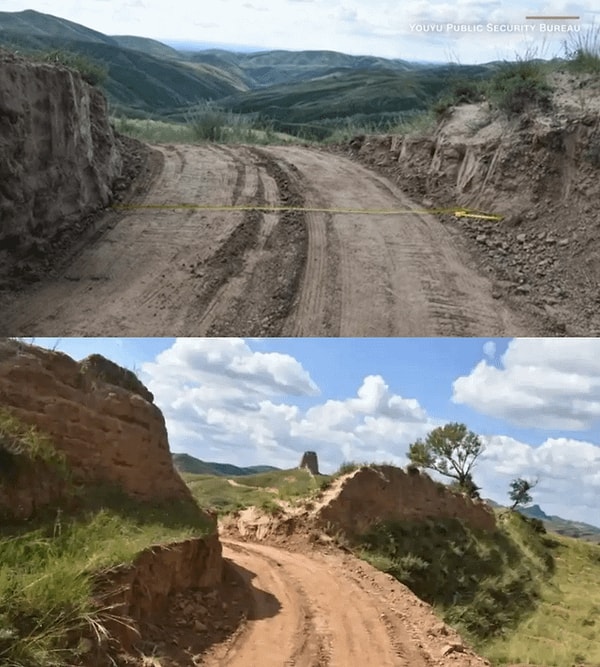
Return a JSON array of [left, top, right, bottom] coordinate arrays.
[[0, 143, 530, 336], [201, 539, 487, 667]]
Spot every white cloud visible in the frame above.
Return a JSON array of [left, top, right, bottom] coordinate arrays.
[[137, 337, 600, 525], [6, 0, 599, 62], [143, 337, 319, 398], [452, 339, 600, 430], [477, 434, 600, 524], [483, 340, 496, 359], [293, 375, 435, 464], [142, 342, 434, 471]]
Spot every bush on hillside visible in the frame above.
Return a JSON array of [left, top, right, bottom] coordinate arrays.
[[358, 514, 553, 641], [433, 79, 485, 118], [186, 103, 227, 142], [39, 49, 108, 86], [487, 61, 552, 114], [335, 461, 361, 476], [563, 22, 600, 73]]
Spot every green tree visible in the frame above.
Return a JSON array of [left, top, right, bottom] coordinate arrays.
[[508, 477, 538, 510], [408, 423, 484, 497]]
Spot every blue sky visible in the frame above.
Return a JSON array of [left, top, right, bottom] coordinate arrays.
[[4, 0, 599, 63], [29, 337, 600, 526]]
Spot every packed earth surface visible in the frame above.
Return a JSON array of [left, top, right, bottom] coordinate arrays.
[[2, 54, 600, 336], [1, 142, 539, 337], [188, 537, 491, 667]]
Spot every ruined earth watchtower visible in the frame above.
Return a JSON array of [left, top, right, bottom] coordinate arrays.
[[299, 451, 319, 475]]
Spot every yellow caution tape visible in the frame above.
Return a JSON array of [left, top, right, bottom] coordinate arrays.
[[111, 203, 503, 221]]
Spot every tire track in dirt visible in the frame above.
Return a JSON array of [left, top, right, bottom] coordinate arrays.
[[120, 144, 256, 334], [0, 143, 532, 335], [204, 541, 331, 667], [199, 148, 310, 336], [264, 155, 342, 336], [0, 144, 264, 336], [204, 540, 431, 667], [265, 145, 526, 335], [190, 150, 278, 333]]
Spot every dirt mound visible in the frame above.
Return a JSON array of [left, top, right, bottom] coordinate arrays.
[[79, 353, 154, 402], [91, 535, 224, 658], [0, 339, 191, 512], [345, 71, 600, 335], [220, 465, 497, 544], [314, 465, 496, 536]]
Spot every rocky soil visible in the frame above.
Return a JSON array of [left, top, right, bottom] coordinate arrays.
[[339, 70, 600, 335], [1, 143, 533, 336]]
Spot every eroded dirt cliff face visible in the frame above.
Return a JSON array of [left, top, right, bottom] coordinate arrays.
[[0, 51, 122, 283], [93, 535, 224, 653], [220, 465, 497, 545], [0, 339, 190, 508], [315, 465, 497, 535], [347, 71, 600, 335]]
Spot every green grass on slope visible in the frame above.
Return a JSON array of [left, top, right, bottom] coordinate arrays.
[[0, 493, 212, 667], [564, 22, 600, 74], [112, 114, 302, 145], [484, 533, 600, 666], [184, 468, 332, 514], [235, 467, 331, 498], [0, 413, 213, 667], [358, 509, 600, 667], [183, 473, 279, 515]]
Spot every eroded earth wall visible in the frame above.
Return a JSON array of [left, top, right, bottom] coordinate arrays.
[[317, 465, 497, 535], [347, 77, 600, 334], [95, 535, 224, 649], [0, 51, 122, 277], [0, 339, 190, 503]]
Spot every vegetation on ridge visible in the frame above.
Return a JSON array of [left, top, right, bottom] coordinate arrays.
[[2, 9, 599, 147], [0, 412, 212, 667], [358, 510, 600, 666]]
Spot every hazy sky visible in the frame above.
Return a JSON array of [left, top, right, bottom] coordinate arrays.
[[31, 337, 600, 527], [2, 0, 599, 62]]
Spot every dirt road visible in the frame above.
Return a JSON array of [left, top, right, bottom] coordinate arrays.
[[1, 143, 532, 336], [201, 539, 487, 667]]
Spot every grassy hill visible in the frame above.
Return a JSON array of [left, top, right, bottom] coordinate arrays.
[[486, 499, 600, 544], [0, 410, 213, 666], [522, 505, 600, 543], [0, 9, 498, 129], [195, 62, 493, 139], [359, 510, 600, 666], [172, 452, 279, 477], [0, 10, 244, 116], [111, 34, 182, 60], [186, 49, 416, 87], [183, 467, 330, 514], [218, 69, 429, 126], [0, 8, 114, 44]]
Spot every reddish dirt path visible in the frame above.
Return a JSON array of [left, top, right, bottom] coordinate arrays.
[[0, 143, 535, 336], [200, 539, 489, 667]]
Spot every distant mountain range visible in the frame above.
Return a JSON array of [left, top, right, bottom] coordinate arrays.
[[0, 9, 498, 127], [172, 453, 279, 477], [485, 499, 600, 543]]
